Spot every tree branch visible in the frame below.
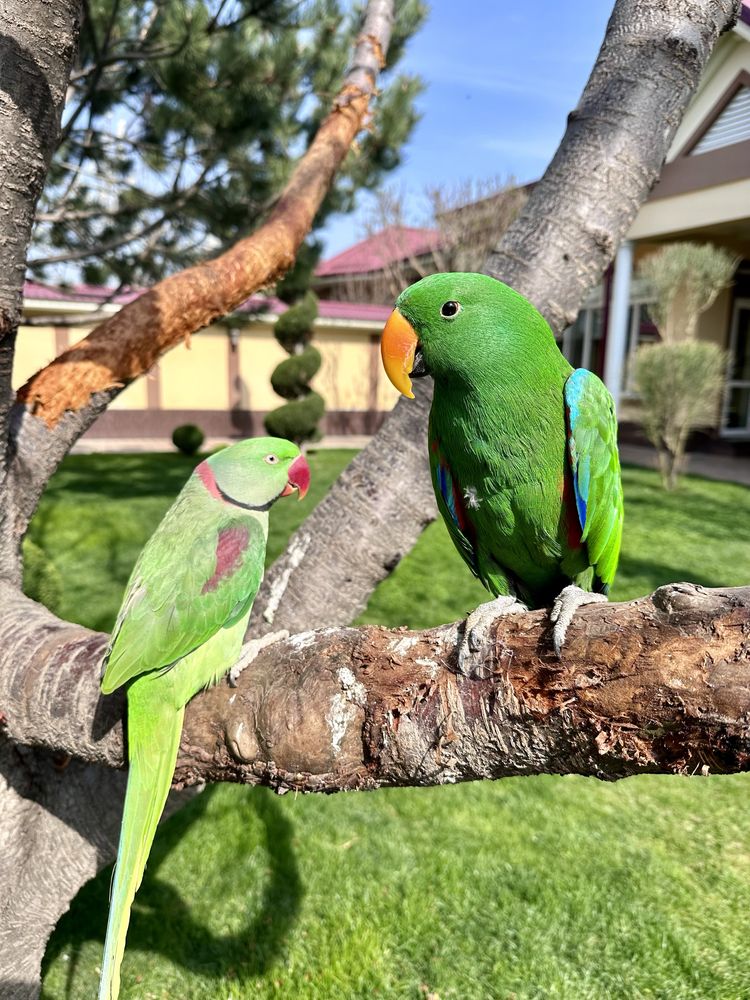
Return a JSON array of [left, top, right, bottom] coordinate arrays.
[[1, 0, 395, 583], [29, 164, 212, 265], [485, 0, 741, 329], [0, 1, 80, 467], [3, 582, 750, 788], [15, 0, 394, 428]]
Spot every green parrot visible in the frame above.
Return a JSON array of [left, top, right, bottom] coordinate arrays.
[[380, 272, 623, 667], [98, 436, 310, 1000]]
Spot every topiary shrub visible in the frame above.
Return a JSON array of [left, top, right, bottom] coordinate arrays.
[[270, 347, 323, 399], [264, 391, 325, 442], [266, 270, 325, 443], [172, 423, 205, 455], [273, 291, 319, 352]]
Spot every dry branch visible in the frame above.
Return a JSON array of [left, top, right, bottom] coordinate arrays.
[[3, 582, 750, 788], [15, 0, 394, 431]]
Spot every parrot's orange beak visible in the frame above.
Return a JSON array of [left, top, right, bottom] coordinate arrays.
[[381, 308, 419, 399], [282, 454, 310, 501]]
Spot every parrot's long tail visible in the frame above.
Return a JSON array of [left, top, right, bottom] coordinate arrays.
[[98, 676, 184, 1000]]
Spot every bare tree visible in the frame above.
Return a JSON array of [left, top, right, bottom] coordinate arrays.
[[341, 176, 527, 304], [0, 2, 744, 998]]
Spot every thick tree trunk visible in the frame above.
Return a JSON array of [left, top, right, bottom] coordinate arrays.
[[0, 0, 80, 584]]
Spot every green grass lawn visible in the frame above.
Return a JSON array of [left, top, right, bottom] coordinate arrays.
[[37, 450, 750, 1000]]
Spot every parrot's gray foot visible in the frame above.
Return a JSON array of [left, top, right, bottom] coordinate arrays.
[[550, 585, 607, 658], [457, 595, 528, 678], [228, 630, 289, 687]]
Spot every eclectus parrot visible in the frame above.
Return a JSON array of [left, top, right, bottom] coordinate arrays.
[[98, 437, 310, 1000], [380, 272, 623, 667]]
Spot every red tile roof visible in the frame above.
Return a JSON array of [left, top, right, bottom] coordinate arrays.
[[239, 294, 391, 322], [23, 280, 141, 304], [22, 281, 390, 323], [315, 225, 442, 277]]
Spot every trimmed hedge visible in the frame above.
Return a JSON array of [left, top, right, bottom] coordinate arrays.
[[270, 346, 322, 399], [172, 423, 205, 456], [265, 287, 325, 443], [264, 391, 325, 443]]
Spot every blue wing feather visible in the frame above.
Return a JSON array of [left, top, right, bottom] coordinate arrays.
[[564, 368, 624, 590]]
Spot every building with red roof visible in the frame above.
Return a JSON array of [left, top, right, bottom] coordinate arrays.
[[314, 225, 443, 304]]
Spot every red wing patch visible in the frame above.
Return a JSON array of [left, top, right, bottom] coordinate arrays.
[[202, 525, 250, 594], [562, 469, 583, 550]]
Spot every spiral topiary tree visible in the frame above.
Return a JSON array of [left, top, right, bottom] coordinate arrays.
[[265, 245, 326, 443]]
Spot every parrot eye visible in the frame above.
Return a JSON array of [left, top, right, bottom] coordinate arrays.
[[264, 454, 279, 464], [440, 300, 461, 319]]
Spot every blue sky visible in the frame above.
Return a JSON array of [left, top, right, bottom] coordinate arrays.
[[320, 2, 614, 256]]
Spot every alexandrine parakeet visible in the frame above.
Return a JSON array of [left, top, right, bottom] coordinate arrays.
[[381, 272, 623, 665], [98, 437, 310, 1000]]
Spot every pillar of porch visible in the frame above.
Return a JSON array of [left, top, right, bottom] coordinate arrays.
[[603, 239, 634, 414]]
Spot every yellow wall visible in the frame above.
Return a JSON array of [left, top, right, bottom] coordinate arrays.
[[13, 311, 401, 420], [110, 375, 149, 409], [237, 322, 289, 410], [159, 326, 230, 410], [313, 327, 373, 410], [376, 362, 400, 411], [12, 325, 58, 388]]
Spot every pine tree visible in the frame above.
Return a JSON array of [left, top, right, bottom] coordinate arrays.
[[31, 0, 426, 286]]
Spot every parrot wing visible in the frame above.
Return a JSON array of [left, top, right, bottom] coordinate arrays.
[[564, 368, 624, 591], [101, 492, 266, 694], [428, 432, 480, 576]]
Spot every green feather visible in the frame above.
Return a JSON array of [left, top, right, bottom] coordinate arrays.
[[98, 436, 303, 1000], [396, 272, 624, 609]]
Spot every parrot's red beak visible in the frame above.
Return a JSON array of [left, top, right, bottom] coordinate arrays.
[[381, 308, 419, 399], [281, 454, 310, 501]]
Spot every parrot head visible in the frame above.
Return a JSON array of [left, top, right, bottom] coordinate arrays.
[[197, 436, 310, 510], [381, 272, 555, 397]]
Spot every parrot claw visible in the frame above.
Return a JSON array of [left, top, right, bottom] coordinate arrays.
[[550, 585, 607, 658], [228, 630, 290, 686], [457, 595, 528, 679]]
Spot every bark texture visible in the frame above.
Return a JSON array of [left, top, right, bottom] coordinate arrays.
[[0, 0, 79, 431], [3, 582, 750, 788], [0, 0, 80, 582]]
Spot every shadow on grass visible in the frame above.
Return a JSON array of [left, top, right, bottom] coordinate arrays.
[[43, 785, 301, 997]]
